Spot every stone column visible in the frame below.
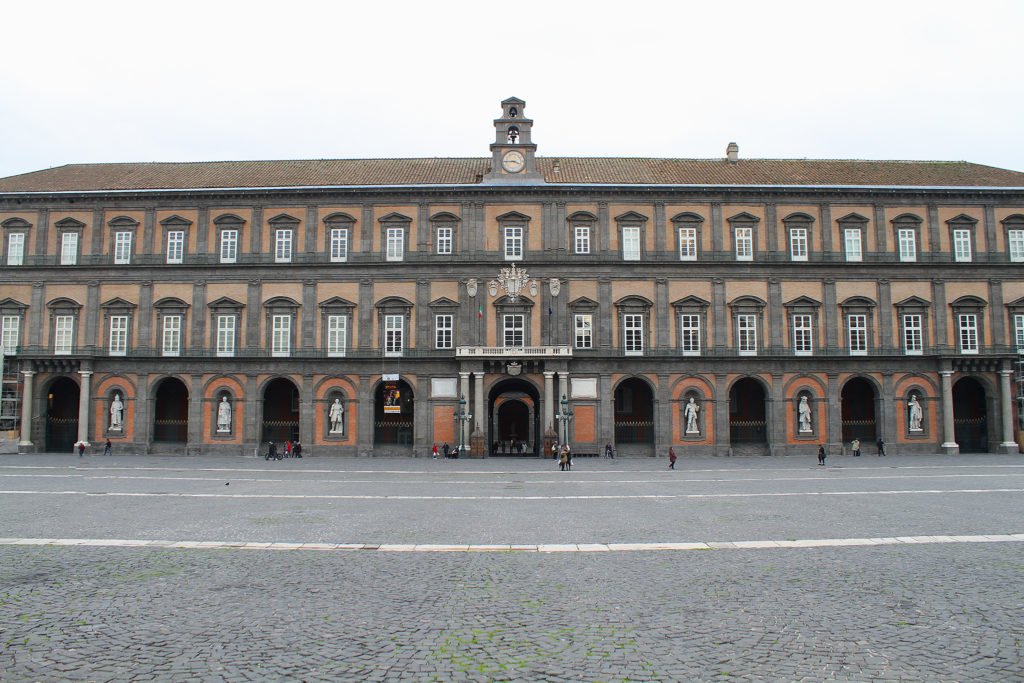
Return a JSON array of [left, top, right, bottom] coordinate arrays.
[[940, 369, 958, 454], [78, 370, 92, 445], [543, 371, 555, 432], [474, 372, 484, 434], [559, 371, 571, 444], [19, 370, 34, 447], [459, 372, 470, 404], [827, 372, 841, 455], [999, 369, 1018, 453]]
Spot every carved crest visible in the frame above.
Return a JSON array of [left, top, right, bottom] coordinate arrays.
[[549, 278, 561, 297], [506, 361, 522, 376], [466, 278, 478, 297]]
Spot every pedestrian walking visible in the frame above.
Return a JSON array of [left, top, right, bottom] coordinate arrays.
[[77, 441, 85, 457], [104, 439, 112, 456], [266, 441, 278, 460], [563, 444, 572, 470], [817, 444, 826, 466], [285, 441, 292, 458], [605, 442, 613, 458], [851, 438, 861, 457], [876, 439, 886, 456], [668, 446, 677, 469], [552, 442, 559, 460], [293, 441, 302, 458], [558, 446, 569, 471], [432, 443, 438, 459], [443, 443, 450, 458]]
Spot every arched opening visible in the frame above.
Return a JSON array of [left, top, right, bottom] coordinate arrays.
[[45, 377, 79, 452], [614, 378, 655, 456], [262, 378, 299, 443], [953, 377, 988, 453], [841, 377, 877, 443], [374, 379, 414, 446], [729, 378, 767, 445], [488, 378, 539, 457], [153, 378, 189, 443]]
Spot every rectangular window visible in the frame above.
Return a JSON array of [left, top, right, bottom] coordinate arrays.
[[114, 231, 132, 264], [848, 314, 867, 355], [574, 226, 590, 255], [1015, 314, 1024, 352], [61, 232, 78, 265], [220, 229, 237, 264], [903, 314, 923, 355], [503, 314, 525, 347], [327, 315, 347, 357], [958, 313, 978, 354], [622, 227, 641, 261], [792, 314, 813, 355], [678, 228, 697, 261], [436, 227, 452, 255], [272, 315, 291, 357], [953, 229, 972, 262], [844, 228, 862, 262], [166, 231, 184, 264], [504, 226, 523, 260], [386, 228, 404, 261], [1009, 230, 1024, 263], [435, 314, 453, 349], [574, 314, 593, 349], [898, 229, 916, 262], [162, 315, 181, 356], [275, 229, 292, 263], [6, 233, 24, 266], [54, 315, 74, 355], [737, 314, 757, 355], [330, 228, 348, 263], [624, 314, 644, 355], [384, 315, 403, 355], [735, 227, 753, 261], [216, 315, 235, 357], [680, 314, 700, 356], [790, 228, 808, 261], [109, 315, 128, 356], [1, 315, 20, 353]]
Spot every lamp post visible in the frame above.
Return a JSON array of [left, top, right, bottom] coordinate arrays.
[[453, 395, 472, 457], [555, 394, 574, 449]]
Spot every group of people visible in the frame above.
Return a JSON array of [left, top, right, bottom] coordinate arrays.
[[432, 443, 460, 458], [265, 440, 302, 460], [817, 438, 886, 465], [554, 442, 572, 470]]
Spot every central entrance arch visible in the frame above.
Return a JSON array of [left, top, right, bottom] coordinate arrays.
[[262, 378, 299, 443], [729, 377, 768, 453], [841, 377, 877, 443], [614, 377, 655, 457], [153, 377, 188, 443], [953, 377, 988, 453], [45, 376, 79, 452], [488, 378, 540, 457]]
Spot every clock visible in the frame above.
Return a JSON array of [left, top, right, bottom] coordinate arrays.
[[501, 150, 525, 173]]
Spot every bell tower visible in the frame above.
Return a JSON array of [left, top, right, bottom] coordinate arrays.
[[482, 97, 545, 184]]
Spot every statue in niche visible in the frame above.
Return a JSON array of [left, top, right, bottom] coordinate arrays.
[[329, 398, 345, 434], [109, 393, 123, 430], [798, 395, 812, 433], [684, 397, 700, 434], [507, 127, 519, 144], [217, 396, 232, 433], [908, 394, 923, 432]]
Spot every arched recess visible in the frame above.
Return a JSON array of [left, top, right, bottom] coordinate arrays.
[[840, 376, 878, 443], [729, 377, 768, 447], [614, 376, 655, 456], [488, 377, 540, 457], [262, 377, 299, 444], [374, 378, 414, 446], [153, 377, 189, 443], [953, 376, 989, 453], [45, 376, 79, 452]]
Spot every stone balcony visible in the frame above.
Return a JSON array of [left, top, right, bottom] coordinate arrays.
[[455, 346, 572, 358]]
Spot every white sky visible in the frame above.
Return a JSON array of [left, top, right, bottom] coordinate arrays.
[[2, 0, 1022, 179]]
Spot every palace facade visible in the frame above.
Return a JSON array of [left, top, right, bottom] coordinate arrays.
[[2, 97, 1023, 457]]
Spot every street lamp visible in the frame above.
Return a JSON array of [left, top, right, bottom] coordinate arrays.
[[555, 394, 574, 449], [453, 395, 473, 457]]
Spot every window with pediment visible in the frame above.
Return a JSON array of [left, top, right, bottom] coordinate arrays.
[[268, 214, 300, 263], [568, 211, 597, 255], [100, 297, 136, 356], [494, 295, 534, 347], [431, 212, 459, 256], [946, 214, 978, 263], [376, 297, 412, 356], [840, 297, 876, 356], [379, 213, 411, 262], [208, 297, 244, 358], [213, 213, 246, 264], [784, 296, 821, 356], [672, 295, 708, 356], [263, 297, 299, 357], [160, 215, 192, 265], [782, 213, 814, 262], [322, 212, 355, 263], [0, 298, 27, 354], [54, 217, 85, 266], [107, 216, 139, 265], [671, 212, 703, 262], [154, 297, 189, 357], [1002, 214, 1024, 263], [615, 211, 648, 262], [727, 212, 759, 262], [497, 211, 530, 261], [429, 297, 459, 349], [950, 296, 986, 355], [568, 297, 598, 349], [1006, 297, 1024, 352], [615, 296, 652, 356], [892, 213, 922, 263], [729, 296, 765, 355], [895, 296, 931, 356], [47, 297, 81, 355], [319, 297, 355, 357], [2, 218, 31, 266], [837, 212, 869, 262]]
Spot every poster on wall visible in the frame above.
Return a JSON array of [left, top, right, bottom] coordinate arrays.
[[383, 384, 401, 414]]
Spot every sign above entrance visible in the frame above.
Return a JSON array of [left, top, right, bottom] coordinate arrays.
[[382, 373, 399, 381]]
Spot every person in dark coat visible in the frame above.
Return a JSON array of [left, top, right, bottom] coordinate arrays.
[[876, 439, 886, 456], [443, 443, 450, 458], [104, 439, 112, 456], [817, 444, 826, 466], [293, 441, 302, 458], [668, 447, 677, 469], [267, 441, 278, 460]]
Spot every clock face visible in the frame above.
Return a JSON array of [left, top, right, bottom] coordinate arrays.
[[502, 150, 525, 173]]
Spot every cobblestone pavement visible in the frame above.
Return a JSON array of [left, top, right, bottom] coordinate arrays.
[[1, 453, 1023, 681]]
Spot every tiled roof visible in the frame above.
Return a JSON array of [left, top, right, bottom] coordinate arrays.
[[2, 157, 1023, 193]]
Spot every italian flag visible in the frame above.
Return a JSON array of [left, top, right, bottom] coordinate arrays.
[[478, 303, 483, 319]]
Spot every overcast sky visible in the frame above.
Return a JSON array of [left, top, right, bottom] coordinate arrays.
[[2, 0, 1022, 179]]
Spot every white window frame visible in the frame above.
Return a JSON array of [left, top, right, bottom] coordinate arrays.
[[958, 313, 978, 354], [622, 226, 641, 261], [1009, 230, 1024, 263], [1014, 314, 1024, 352], [272, 314, 291, 357], [61, 232, 78, 265], [275, 229, 292, 263], [386, 228, 404, 262], [109, 315, 128, 356], [737, 314, 757, 356], [735, 227, 753, 261], [166, 230, 184, 264], [574, 226, 590, 255], [574, 314, 592, 349], [54, 315, 74, 355], [6, 233, 24, 266], [678, 227, 697, 261], [680, 314, 700, 356], [624, 314, 644, 356], [435, 314, 453, 349], [792, 314, 813, 356], [898, 228, 916, 262], [789, 228, 808, 262], [503, 314, 525, 347], [219, 229, 238, 264], [903, 314, 923, 355], [844, 228, 863, 262], [436, 227, 452, 255], [216, 315, 236, 357], [1, 315, 20, 353], [162, 315, 181, 356], [503, 226, 523, 261], [953, 229, 972, 263], [848, 314, 868, 356], [327, 314, 347, 357], [384, 314, 404, 356], [330, 228, 348, 263], [114, 231, 132, 265]]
